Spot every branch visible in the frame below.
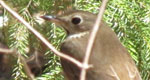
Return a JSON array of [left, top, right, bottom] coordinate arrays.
[[0, 48, 35, 79], [0, 48, 14, 53], [80, 0, 109, 80], [0, 0, 84, 69], [19, 53, 35, 79]]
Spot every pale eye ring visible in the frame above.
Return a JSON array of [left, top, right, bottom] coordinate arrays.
[[71, 16, 83, 25]]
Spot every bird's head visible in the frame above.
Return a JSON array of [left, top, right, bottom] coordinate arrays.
[[41, 10, 97, 37]]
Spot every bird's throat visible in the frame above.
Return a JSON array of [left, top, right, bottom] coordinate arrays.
[[65, 31, 89, 41]]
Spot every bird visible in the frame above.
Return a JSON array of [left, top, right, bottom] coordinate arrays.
[[41, 10, 142, 80]]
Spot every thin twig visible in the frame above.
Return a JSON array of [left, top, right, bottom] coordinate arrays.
[[0, 48, 35, 79], [26, 0, 32, 10], [19, 54, 35, 80], [80, 0, 109, 80], [25, 0, 32, 18], [0, 48, 14, 53], [0, 0, 84, 68]]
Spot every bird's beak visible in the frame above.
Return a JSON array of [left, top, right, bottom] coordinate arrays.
[[40, 15, 66, 28], [40, 15, 56, 20], [40, 15, 62, 23], [40, 15, 69, 34]]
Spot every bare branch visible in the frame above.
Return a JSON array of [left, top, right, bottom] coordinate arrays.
[[0, 0, 84, 68], [0, 48, 14, 53], [0, 48, 35, 79], [80, 0, 109, 80], [19, 54, 35, 80]]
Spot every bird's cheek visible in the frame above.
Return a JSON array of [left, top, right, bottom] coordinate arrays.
[[78, 25, 90, 32], [59, 23, 71, 34]]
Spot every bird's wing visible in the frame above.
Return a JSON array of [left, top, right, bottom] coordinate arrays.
[[61, 58, 80, 80], [109, 65, 121, 80], [108, 63, 142, 80]]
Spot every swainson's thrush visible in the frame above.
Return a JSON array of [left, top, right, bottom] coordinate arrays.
[[41, 10, 142, 80]]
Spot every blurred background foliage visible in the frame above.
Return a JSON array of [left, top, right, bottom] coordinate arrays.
[[0, 0, 150, 80]]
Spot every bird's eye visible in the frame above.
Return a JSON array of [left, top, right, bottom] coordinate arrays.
[[71, 17, 81, 25]]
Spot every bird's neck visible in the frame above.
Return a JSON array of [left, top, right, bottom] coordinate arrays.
[[65, 31, 90, 42]]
